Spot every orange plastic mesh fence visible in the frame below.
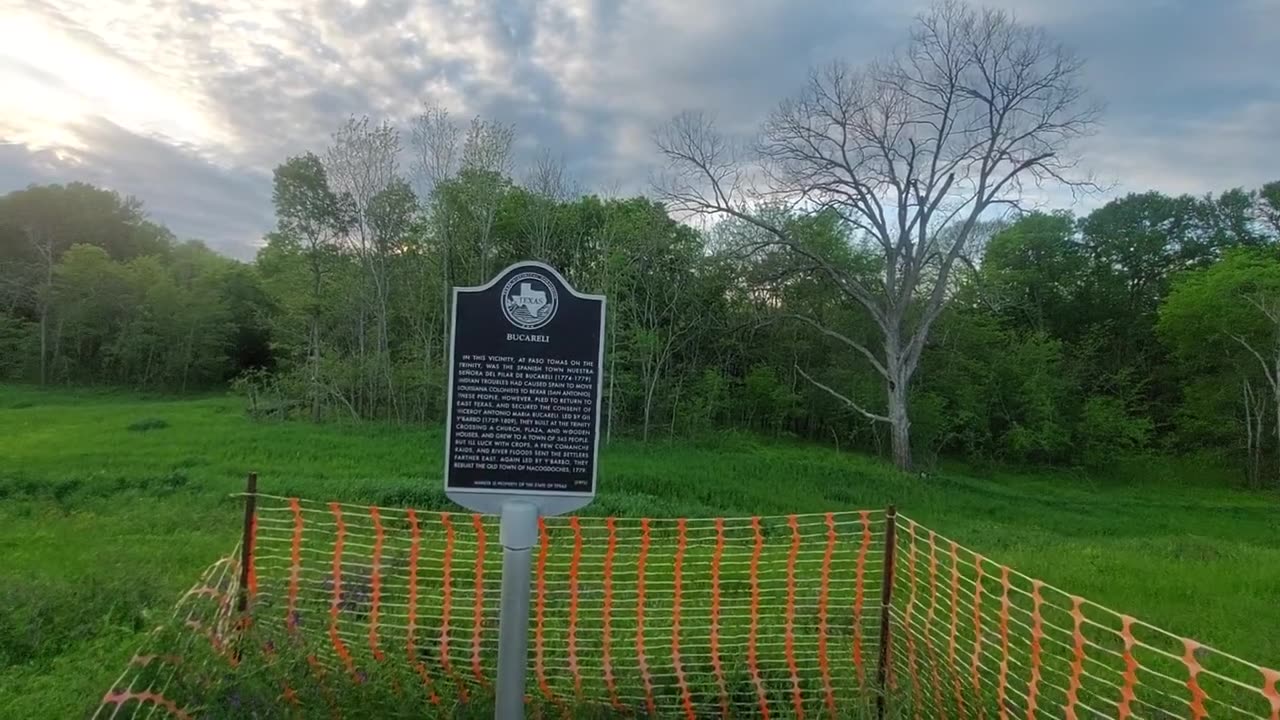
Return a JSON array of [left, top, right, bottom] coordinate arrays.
[[889, 514, 1279, 720], [93, 496, 1278, 719]]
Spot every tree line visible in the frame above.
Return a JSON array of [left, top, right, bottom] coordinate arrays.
[[0, 183, 272, 391], [1, 1, 1277, 485]]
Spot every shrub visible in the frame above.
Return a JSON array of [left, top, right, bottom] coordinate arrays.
[[126, 417, 169, 432], [1076, 396, 1152, 468]]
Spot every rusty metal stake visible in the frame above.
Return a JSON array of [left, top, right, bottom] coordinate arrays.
[[236, 472, 258, 615]]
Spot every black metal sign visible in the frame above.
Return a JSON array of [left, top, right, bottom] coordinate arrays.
[[444, 262, 605, 508]]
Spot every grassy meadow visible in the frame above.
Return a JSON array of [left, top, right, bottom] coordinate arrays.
[[1, 385, 1278, 717]]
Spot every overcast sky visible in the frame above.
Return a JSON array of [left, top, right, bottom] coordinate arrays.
[[2, 0, 1277, 259]]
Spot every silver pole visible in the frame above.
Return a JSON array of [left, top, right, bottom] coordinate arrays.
[[495, 500, 539, 720]]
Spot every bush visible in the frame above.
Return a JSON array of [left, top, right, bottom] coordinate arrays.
[[0, 314, 35, 381], [1076, 396, 1152, 468], [126, 417, 169, 432]]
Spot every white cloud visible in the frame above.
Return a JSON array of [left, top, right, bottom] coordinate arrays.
[[1090, 100, 1280, 197], [0, 7, 229, 152], [0, 0, 1276, 256]]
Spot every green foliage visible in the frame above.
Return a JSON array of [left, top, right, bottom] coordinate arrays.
[[925, 189, 1277, 475], [1159, 247, 1280, 368], [741, 365, 800, 433], [997, 332, 1075, 461], [0, 186, 271, 390], [1258, 181, 1280, 235], [0, 313, 35, 380], [1158, 247, 1280, 485], [38, 242, 245, 389], [271, 152, 351, 255], [3, 170, 1279, 475], [0, 182, 172, 265], [981, 211, 1084, 336], [1076, 396, 1153, 467]]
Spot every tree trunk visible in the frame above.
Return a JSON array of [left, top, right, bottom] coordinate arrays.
[[643, 372, 658, 443], [51, 317, 63, 384], [309, 253, 324, 423], [887, 370, 912, 471], [376, 293, 398, 423], [1243, 380, 1257, 487], [39, 255, 51, 385], [441, 235, 452, 376], [423, 319, 434, 423], [310, 316, 322, 423], [181, 325, 197, 393], [38, 304, 48, 385], [143, 345, 155, 387], [669, 378, 682, 438], [606, 310, 617, 445], [1273, 364, 1280, 489]]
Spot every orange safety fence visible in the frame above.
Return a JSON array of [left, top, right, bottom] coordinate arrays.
[[93, 552, 242, 720], [93, 495, 1278, 719], [889, 514, 1280, 720]]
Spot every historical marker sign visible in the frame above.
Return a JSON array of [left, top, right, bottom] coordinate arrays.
[[445, 261, 605, 515]]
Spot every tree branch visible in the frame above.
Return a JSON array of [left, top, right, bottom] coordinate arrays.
[[795, 365, 890, 423], [1232, 334, 1279, 392], [783, 314, 889, 378]]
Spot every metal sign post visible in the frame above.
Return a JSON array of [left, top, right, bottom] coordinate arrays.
[[495, 500, 538, 719], [443, 262, 605, 719]]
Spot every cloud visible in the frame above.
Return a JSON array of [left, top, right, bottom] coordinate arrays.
[[0, 0, 1277, 257], [0, 119, 271, 260], [1089, 100, 1280, 198]]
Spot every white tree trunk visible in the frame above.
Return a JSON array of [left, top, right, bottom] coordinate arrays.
[[887, 373, 912, 471], [39, 243, 52, 385], [39, 304, 48, 385], [606, 311, 617, 445], [310, 317, 322, 422], [1273, 362, 1280, 488], [643, 366, 660, 443]]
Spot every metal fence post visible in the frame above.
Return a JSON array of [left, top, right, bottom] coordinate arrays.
[[233, 472, 258, 665], [876, 505, 899, 720], [236, 472, 258, 615], [495, 500, 539, 720]]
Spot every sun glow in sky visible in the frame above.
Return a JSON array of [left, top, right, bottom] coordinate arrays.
[[0, 8, 228, 157], [0, 0, 1277, 258]]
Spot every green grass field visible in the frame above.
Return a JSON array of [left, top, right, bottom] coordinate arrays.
[[1, 385, 1278, 717]]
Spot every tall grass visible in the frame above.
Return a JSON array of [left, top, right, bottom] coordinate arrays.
[[1, 385, 1277, 717]]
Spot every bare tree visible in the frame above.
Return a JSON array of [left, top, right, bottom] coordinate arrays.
[[410, 104, 461, 198], [325, 116, 402, 417], [326, 117, 401, 238], [655, 0, 1098, 469], [523, 148, 576, 261], [409, 103, 462, 362], [460, 117, 514, 279]]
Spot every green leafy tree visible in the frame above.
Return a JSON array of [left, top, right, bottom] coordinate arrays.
[[981, 212, 1085, 337], [1160, 248, 1280, 486], [0, 183, 172, 383], [1257, 181, 1280, 237], [271, 153, 351, 416]]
